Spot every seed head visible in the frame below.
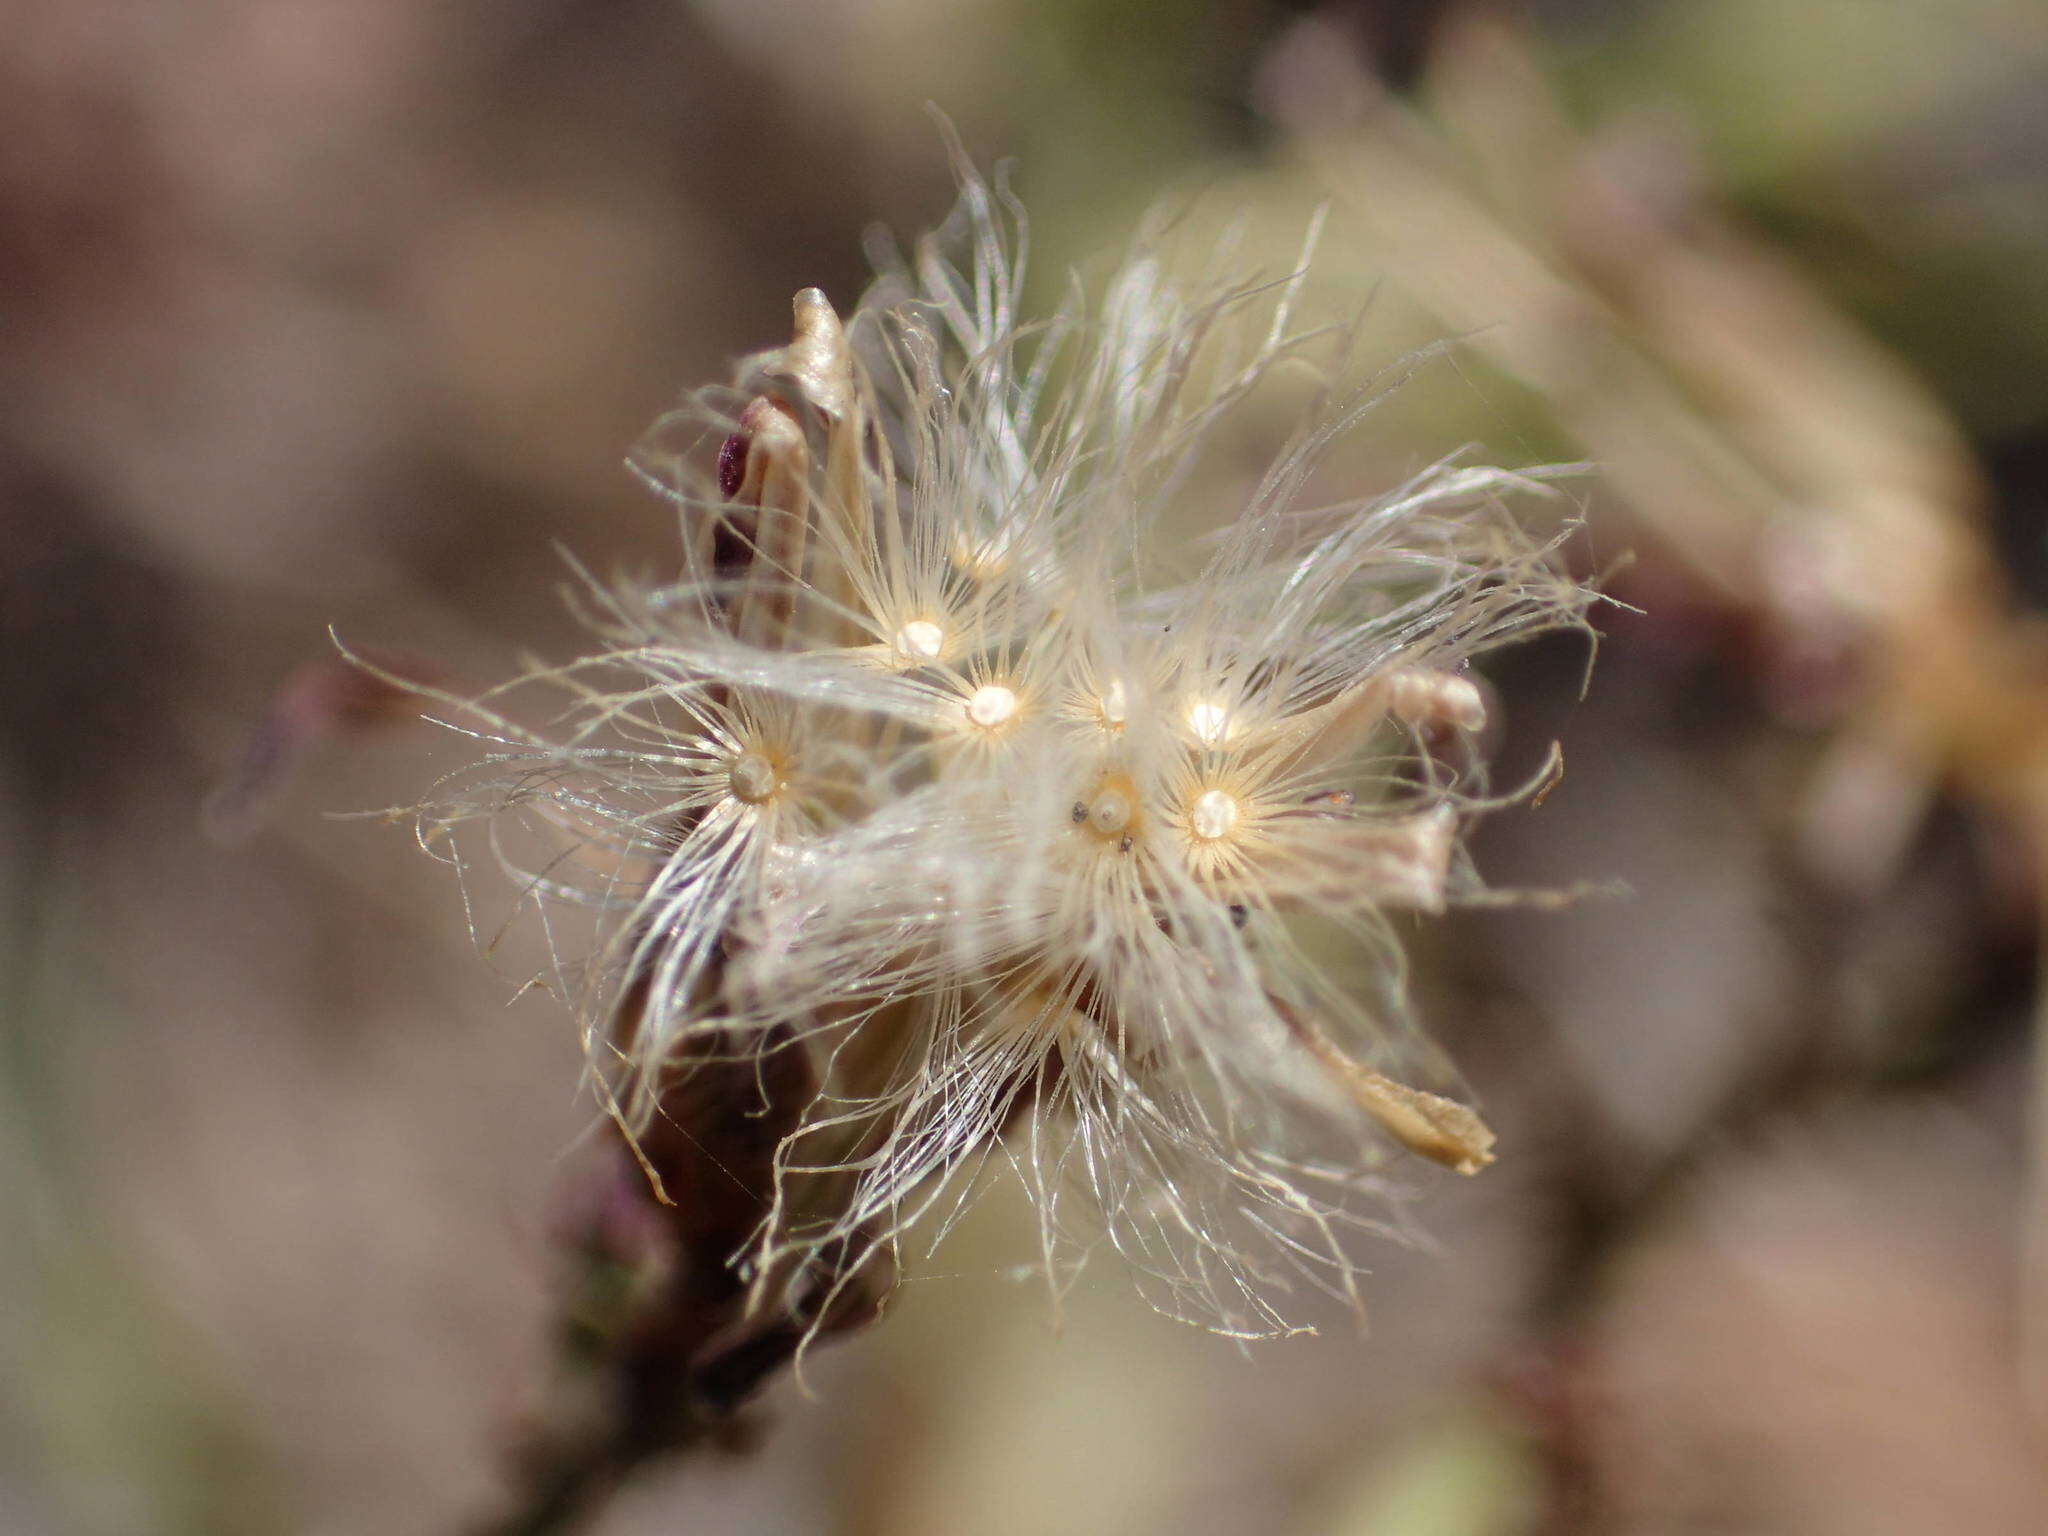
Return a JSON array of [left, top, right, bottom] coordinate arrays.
[[410, 151, 1593, 1340]]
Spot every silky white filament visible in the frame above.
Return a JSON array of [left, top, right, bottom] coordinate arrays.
[[412, 151, 1594, 1347]]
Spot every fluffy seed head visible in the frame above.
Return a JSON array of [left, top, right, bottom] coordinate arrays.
[[408, 150, 1595, 1341], [1186, 698, 1232, 746], [966, 684, 1018, 730], [893, 619, 946, 665], [1098, 681, 1129, 730], [728, 751, 779, 805], [1076, 775, 1139, 842], [1189, 787, 1241, 842]]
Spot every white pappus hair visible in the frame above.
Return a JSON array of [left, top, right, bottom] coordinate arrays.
[[406, 149, 1594, 1342]]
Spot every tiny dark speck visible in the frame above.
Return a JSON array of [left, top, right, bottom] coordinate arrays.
[[717, 431, 747, 499]]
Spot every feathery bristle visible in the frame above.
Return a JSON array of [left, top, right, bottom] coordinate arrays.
[[408, 151, 1594, 1340]]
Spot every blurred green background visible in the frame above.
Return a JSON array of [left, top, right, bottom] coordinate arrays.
[[7, 1, 2048, 1532]]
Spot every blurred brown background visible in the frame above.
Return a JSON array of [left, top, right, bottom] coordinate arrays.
[[7, 1, 2048, 1532]]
